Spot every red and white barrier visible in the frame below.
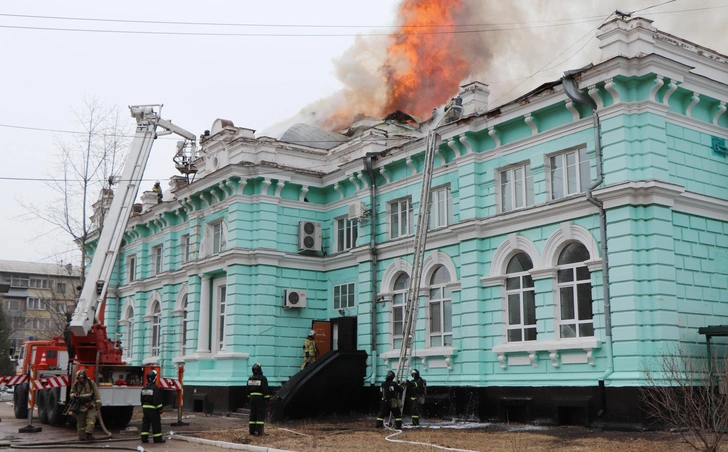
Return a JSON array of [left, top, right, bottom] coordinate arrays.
[[32, 374, 71, 390]]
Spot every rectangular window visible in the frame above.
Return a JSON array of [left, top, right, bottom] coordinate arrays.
[[428, 186, 451, 229], [390, 197, 412, 239], [217, 285, 227, 352], [333, 283, 355, 310], [11, 277, 29, 288], [6, 300, 19, 311], [181, 234, 190, 263], [336, 218, 358, 252], [428, 286, 452, 347], [128, 256, 136, 282], [392, 293, 405, 350], [500, 163, 534, 212], [30, 278, 50, 289], [56, 282, 67, 294], [213, 223, 226, 255], [152, 246, 163, 275], [26, 298, 48, 310], [550, 147, 590, 200], [505, 275, 537, 342]]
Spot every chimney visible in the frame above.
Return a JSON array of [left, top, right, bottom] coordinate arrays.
[[140, 191, 159, 213], [458, 81, 489, 117], [596, 16, 657, 61]]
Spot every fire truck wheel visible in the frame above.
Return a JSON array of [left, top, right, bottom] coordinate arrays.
[[100, 406, 134, 428], [37, 389, 49, 424], [46, 387, 65, 425], [13, 383, 28, 419]]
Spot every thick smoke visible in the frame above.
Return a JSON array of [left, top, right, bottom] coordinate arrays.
[[264, 0, 728, 138]]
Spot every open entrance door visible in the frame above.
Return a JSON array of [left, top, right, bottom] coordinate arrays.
[[312, 321, 331, 357], [332, 317, 357, 352]]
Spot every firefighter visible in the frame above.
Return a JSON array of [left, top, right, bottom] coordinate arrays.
[[140, 369, 165, 443], [405, 368, 427, 426], [301, 330, 318, 370], [376, 370, 403, 429], [152, 181, 163, 203], [69, 369, 101, 441], [247, 363, 270, 436]]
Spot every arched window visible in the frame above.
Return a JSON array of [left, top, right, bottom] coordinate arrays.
[[181, 294, 189, 355], [151, 301, 161, 357], [428, 266, 452, 347], [557, 242, 593, 338], [123, 304, 135, 362], [392, 273, 410, 350], [506, 253, 536, 342]]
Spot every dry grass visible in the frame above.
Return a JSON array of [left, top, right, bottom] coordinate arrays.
[[188, 418, 705, 452]]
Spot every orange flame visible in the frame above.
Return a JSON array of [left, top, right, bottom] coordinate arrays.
[[383, 0, 468, 119]]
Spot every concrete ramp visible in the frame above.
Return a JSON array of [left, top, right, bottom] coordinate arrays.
[[270, 350, 368, 421]]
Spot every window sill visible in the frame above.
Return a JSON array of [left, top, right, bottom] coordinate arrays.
[[492, 337, 600, 369], [380, 347, 457, 371]]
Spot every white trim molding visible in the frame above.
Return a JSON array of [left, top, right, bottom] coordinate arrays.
[[380, 347, 457, 371], [492, 337, 600, 369]]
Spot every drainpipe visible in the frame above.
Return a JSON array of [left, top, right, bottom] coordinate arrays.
[[562, 69, 614, 416], [364, 155, 379, 385]]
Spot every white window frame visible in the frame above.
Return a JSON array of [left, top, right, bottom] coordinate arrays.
[[391, 273, 410, 350], [213, 278, 228, 353], [150, 300, 162, 358], [499, 162, 534, 212], [333, 282, 355, 310], [505, 253, 537, 343], [335, 217, 358, 252], [152, 246, 163, 276], [121, 303, 135, 363], [181, 234, 191, 263], [212, 222, 226, 255], [11, 276, 29, 288], [26, 297, 48, 310], [389, 197, 413, 239], [181, 294, 189, 355], [127, 255, 137, 282], [556, 243, 594, 339], [427, 266, 452, 348], [428, 185, 452, 230], [549, 146, 590, 200], [30, 278, 50, 289]]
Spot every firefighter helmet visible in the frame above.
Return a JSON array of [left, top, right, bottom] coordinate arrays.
[[76, 369, 87, 379], [147, 369, 157, 383], [252, 363, 262, 375], [411, 369, 420, 379], [308, 329, 315, 337], [386, 370, 395, 381]]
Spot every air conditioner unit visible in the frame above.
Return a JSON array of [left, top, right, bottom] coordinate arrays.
[[298, 221, 322, 252], [348, 202, 366, 220], [284, 289, 307, 308]]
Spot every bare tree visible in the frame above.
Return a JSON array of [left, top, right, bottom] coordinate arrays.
[[19, 97, 130, 289], [641, 345, 728, 452]]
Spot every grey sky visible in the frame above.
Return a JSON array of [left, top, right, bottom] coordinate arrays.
[[1, 0, 726, 265]]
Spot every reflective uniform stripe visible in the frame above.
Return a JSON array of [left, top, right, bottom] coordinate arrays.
[[249, 392, 263, 396]]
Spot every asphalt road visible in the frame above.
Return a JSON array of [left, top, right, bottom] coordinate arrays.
[[0, 392, 248, 452]]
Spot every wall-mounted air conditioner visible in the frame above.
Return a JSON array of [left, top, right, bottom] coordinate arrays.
[[348, 202, 366, 220], [284, 289, 307, 308], [298, 221, 322, 252]]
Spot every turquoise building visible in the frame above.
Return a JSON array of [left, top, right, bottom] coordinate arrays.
[[95, 16, 728, 425]]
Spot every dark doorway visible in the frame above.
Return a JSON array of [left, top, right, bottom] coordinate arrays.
[[332, 317, 357, 352]]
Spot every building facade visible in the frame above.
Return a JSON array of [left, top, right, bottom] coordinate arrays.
[[96, 17, 728, 424], [0, 260, 81, 357]]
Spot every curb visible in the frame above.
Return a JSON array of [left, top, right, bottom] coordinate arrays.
[[173, 434, 296, 452]]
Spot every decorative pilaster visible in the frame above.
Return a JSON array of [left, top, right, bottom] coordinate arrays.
[[488, 127, 501, 148], [663, 80, 679, 105], [713, 102, 727, 125], [196, 276, 211, 353], [686, 92, 700, 118], [565, 100, 580, 121], [649, 75, 664, 102]]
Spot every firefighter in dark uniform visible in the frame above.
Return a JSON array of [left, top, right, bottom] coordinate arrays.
[[247, 363, 270, 436], [152, 181, 163, 203], [69, 369, 101, 441], [140, 370, 165, 443], [406, 368, 427, 426], [375, 370, 403, 429]]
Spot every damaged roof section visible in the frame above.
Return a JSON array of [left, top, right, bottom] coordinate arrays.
[[280, 123, 350, 150]]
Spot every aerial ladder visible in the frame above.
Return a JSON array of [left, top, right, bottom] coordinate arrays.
[[7, 105, 198, 431]]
